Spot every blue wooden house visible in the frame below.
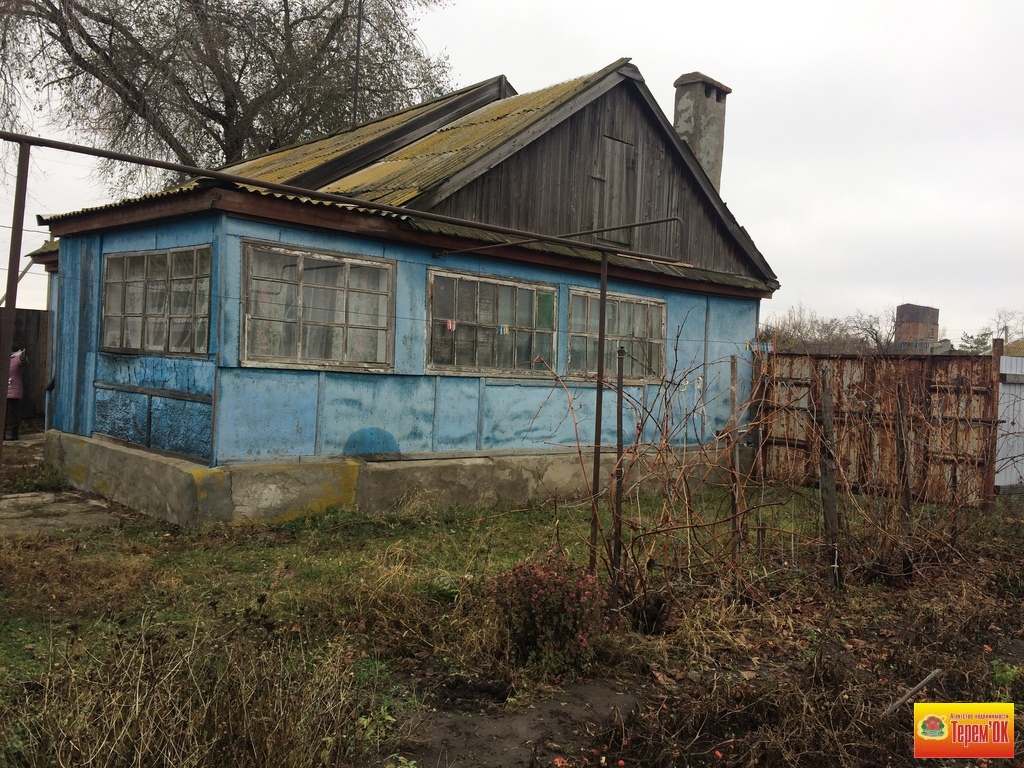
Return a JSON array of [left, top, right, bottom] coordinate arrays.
[[36, 59, 778, 520]]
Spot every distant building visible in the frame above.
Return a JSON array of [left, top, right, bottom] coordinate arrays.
[[895, 304, 939, 343], [895, 303, 949, 354]]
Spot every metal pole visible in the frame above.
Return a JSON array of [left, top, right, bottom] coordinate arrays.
[[611, 345, 625, 608], [588, 252, 608, 573], [0, 142, 31, 464]]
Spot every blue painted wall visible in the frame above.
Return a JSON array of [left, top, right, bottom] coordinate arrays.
[[51, 212, 760, 466]]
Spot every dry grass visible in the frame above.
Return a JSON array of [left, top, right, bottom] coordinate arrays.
[[1, 491, 1023, 766]]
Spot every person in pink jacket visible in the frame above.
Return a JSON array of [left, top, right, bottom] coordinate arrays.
[[7, 346, 27, 441]]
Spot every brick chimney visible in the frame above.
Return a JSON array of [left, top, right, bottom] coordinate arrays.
[[673, 72, 731, 192]]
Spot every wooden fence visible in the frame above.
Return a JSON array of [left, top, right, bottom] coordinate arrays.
[[754, 352, 998, 506]]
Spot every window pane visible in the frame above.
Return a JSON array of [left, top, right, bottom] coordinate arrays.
[[434, 276, 455, 319], [349, 263, 386, 291], [144, 317, 166, 351], [348, 328, 387, 363], [168, 318, 192, 353], [537, 291, 554, 330], [249, 318, 296, 358], [302, 323, 338, 360], [303, 286, 345, 324], [124, 316, 142, 349], [430, 321, 454, 365], [650, 342, 663, 375], [104, 283, 123, 315], [195, 277, 210, 316], [516, 288, 535, 328], [496, 331, 514, 368], [535, 332, 553, 369], [251, 249, 297, 280], [478, 283, 496, 324], [196, 248, 212, 276], [171, 250, 193, 278], [456, 280, 478, 322], [497, 284, 515, 325], [649, 304, 663, 335], [570, 294, 587, 333], [125, 282, 144, 314], [586, 337, 599, 373], [478, 327, 495, 367], [305, 260, 345, 287], [515, 330, 533, 368], [146, 282, 167, 314], [606, 301, 618, 336], [587, 296, 600, 334], [618, 302, 633, 336], [147, 253, 167, 280], [569, 335, 586, 372], [455, 324, 476, 365], [249, 279, 297, 320], [103, 317, 122, 348], [106, 256, 124, 282], [634, 303, 648, 337], [348, 291, 387, 327], [127, 255, 146, 280], [170, 280, 193, 315], [194, 318, 209, 354]]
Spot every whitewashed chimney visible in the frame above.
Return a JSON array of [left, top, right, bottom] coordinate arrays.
[[673, 72, 731, 192]]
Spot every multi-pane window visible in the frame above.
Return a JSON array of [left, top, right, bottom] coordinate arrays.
[[429, 272, 555, 372], [102, 246, 211, 355], [244, 243, 393, 367], [568, 291, 665, 378]]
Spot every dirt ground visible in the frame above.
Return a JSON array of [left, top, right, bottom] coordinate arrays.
[[394, 678, 639, 768], [0, 424, 136, 537]]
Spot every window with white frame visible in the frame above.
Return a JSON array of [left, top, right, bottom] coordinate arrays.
[[568, 290, 665, 378], [428, 271, 556, 372], [243, 242, 393, 367], [102, 246, 211, 355]]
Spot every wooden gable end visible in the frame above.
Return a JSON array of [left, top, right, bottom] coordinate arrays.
[[426, 83, 760, 282]]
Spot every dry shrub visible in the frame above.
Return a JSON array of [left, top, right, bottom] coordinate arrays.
[[604, 570, 1023, 767], [493, 549, 605, 677], [1, 624, 415, 768]]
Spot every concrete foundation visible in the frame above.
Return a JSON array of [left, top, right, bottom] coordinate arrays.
[[44, 430, 752, 525]]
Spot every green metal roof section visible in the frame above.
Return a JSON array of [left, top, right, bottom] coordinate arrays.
[[217, 74, 517, 188]]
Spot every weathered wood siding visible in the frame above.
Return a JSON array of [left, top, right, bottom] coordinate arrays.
[[430, 85, 756, 280], [757, 353, 998, 506]]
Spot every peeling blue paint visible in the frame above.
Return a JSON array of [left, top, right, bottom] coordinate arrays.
[[49, 212, 762, 468]]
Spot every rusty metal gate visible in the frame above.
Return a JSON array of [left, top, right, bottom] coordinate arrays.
[[755, 353, 997, 506]]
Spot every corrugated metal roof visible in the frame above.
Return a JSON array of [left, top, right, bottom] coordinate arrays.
[[218, 93, 469, 184], [319, 72, 603, 203]]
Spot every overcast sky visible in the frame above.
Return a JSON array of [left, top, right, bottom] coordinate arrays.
[[3, 0, 1022, 342]]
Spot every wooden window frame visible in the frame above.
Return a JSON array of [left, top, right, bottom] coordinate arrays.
[[101, 246, 212, 357], [241, 241, 395, 372], [567, 289, 665, 380], [427, 269, 557, 375]]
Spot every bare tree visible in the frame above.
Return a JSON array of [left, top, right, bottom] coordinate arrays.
[[990, 308, 1024, 342], [846, 306, 896, 353], [1, 0, 450, 191], [759, 304, 864, 354]]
